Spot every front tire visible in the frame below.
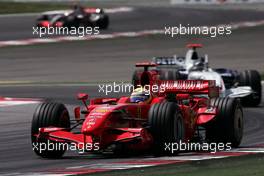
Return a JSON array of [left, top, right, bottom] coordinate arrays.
[[31, 102, 70, 158], [148, 102, 185, 155]]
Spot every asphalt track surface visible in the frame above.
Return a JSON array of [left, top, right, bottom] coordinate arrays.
[[0, 6, 264, 174], [0, 6, 264, 41], [0, 25, 264, 82]]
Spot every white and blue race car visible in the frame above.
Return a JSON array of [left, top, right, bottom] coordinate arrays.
[[132, 44, 262, 106]]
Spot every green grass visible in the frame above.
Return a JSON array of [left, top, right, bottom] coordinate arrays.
[[85, 154, 264, 176]]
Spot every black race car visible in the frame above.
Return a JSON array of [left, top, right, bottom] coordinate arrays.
[[36, 5, 109, 29]]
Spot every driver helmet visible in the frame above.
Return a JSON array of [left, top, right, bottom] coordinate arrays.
[[130, 88, 152, 103]]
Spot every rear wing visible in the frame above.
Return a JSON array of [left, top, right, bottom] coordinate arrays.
[[159, 80, 219, 98], [186, 43, 203, 49]]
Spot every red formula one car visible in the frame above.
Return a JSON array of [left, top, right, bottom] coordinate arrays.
[[31, 63, 243, 158]]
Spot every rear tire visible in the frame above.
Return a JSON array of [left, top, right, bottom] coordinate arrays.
[[97, 15, 109, 29], [31, 102, 70, 158], [206, 97, 243, 148], [148, 102, 185, 155], [239, 70, 262, 106]]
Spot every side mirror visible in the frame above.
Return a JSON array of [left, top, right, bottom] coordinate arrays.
[[74, 106, 81, 122], [77, 93, 88, 101], [77, 93, 89, 111]]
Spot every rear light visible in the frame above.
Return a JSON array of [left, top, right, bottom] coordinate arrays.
[[39, 21, 50, 27]]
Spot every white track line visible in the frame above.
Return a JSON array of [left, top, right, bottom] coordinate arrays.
[[104, 7, 134, 13], [61, 146, 264, 173], [0, 101, 39, 107], [0, 20, 264, 48], [0, 97, 40, 107]]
